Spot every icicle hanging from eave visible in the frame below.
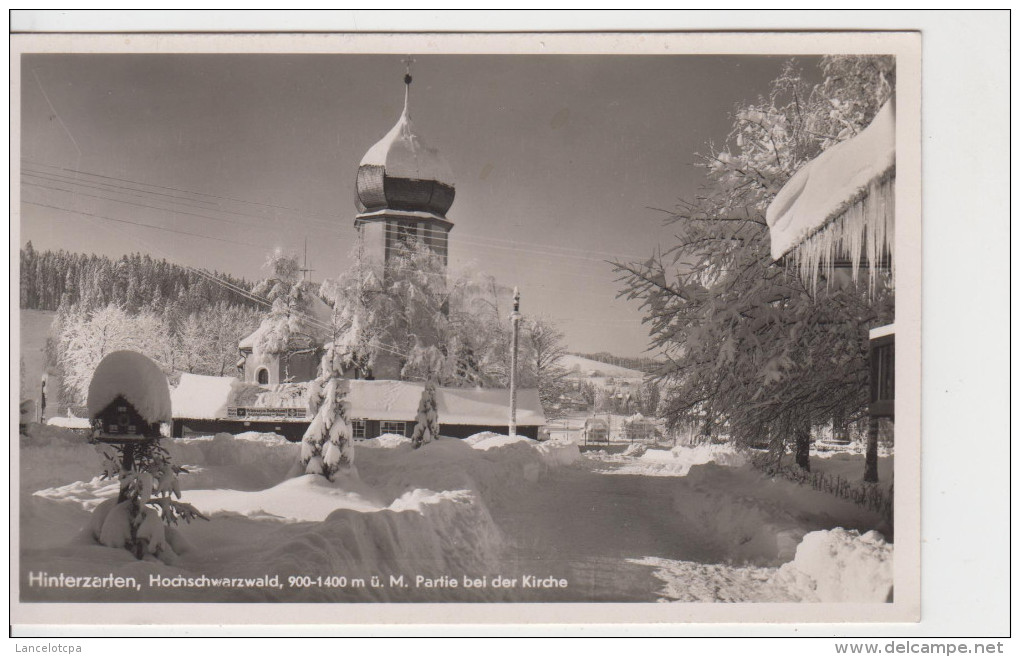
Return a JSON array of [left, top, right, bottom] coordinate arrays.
[[787, 167, 896, 295], [765, 97, 896, 296]]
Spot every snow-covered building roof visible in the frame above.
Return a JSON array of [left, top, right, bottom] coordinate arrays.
[[171, 373, 238, 420], [170, 375, 546, 427], [238, 295, 334, 351], [868, 323, 895, 341], [87, 351, 172, 423], [435, 386, 545, 428], [765, 98, 895, 290], [343, 380, 546, 427]]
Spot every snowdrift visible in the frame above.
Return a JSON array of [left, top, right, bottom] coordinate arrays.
[[632, 528, 893, 603], [20, 424, 109, 492], [600, 443, 746, 477], [667, 462, 889, 565], [356, 433, 412, 449], [185, 474, 472, 522], [21, 430, 580, 602], [773, 528, 893, 602], [164, 432, 299, 491]]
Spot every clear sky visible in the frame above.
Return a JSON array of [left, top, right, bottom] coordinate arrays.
[[20, 53, 816, 357]]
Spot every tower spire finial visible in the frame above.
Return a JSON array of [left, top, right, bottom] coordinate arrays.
[[402, 55, 414, 86], [401, 55, 415, 114]]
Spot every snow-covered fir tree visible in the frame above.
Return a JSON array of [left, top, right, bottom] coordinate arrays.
[[300, 343, 354, 479], [411, 379, 440, 448], [93, 438, 207, 561]]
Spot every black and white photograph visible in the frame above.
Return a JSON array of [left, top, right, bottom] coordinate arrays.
[[11, 29, 928, 627]]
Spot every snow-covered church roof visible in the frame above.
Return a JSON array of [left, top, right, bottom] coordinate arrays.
[[355, 74, 456, 221], [359, 85, 455, 184], [87, 351, 172, 423], [766, 98, 895, 265]]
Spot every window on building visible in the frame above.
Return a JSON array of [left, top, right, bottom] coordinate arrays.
[[256, 368, 269, 385], [380, 421, 406, 436], [351, 420, 366, 439]]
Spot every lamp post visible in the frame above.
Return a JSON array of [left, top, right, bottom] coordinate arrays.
[[508, 287, 521, 438]]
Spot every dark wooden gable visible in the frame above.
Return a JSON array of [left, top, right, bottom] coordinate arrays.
[[93, 394, 161, 438]]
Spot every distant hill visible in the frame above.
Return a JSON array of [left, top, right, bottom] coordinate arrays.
[[19, 243, 259, 314], [566, 351, 661, 375], [560, 354, 646, 381]]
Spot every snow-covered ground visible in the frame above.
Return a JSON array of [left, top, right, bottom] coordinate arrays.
[[18, 424, 892, 603]]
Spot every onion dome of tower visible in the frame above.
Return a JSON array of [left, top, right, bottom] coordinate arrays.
[[356, 67, 456, 221]]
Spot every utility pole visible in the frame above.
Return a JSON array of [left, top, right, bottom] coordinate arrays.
[[299, 237, 315, 281], [508, 287, 521, 437]]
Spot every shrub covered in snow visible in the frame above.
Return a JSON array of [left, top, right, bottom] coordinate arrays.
[[93, 439, 207, 562], [411, 380, 439, 449]]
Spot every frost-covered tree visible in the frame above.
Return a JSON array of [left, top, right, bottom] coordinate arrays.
[[578, 380, 598, 408], [58, 304, 173, 406], [523, 317, 570, 419], [410, 379, 440, 448], [169, 302, 262, 377], [319, 239, 508, 388], [616, 56, 895, 477], [252, 249, 320, 380], [301, 343, 354, 479], [638, 381, 661, 418], [319, 245, 386, 380]]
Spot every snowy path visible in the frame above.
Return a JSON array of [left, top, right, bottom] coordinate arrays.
[[484, 453, 889, 603], [485, 464, 718, 601]]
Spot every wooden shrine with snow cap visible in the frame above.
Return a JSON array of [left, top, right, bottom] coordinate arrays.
[[87, 350, 172, 444]]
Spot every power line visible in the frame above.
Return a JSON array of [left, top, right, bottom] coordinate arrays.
[[26, 177, 634, 279], [22, 167, 347, 234], [23, 200, 268, 248], [22, 180, 256, 228], [25, 173, 639, 270], [22, 158, 333, 221], [24, 168, 226, 209], [23, 160, 650, 263]]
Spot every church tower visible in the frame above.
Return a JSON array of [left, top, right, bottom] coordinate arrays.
[[353, 63, 455, 380], [355, 65, 455, 276]]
